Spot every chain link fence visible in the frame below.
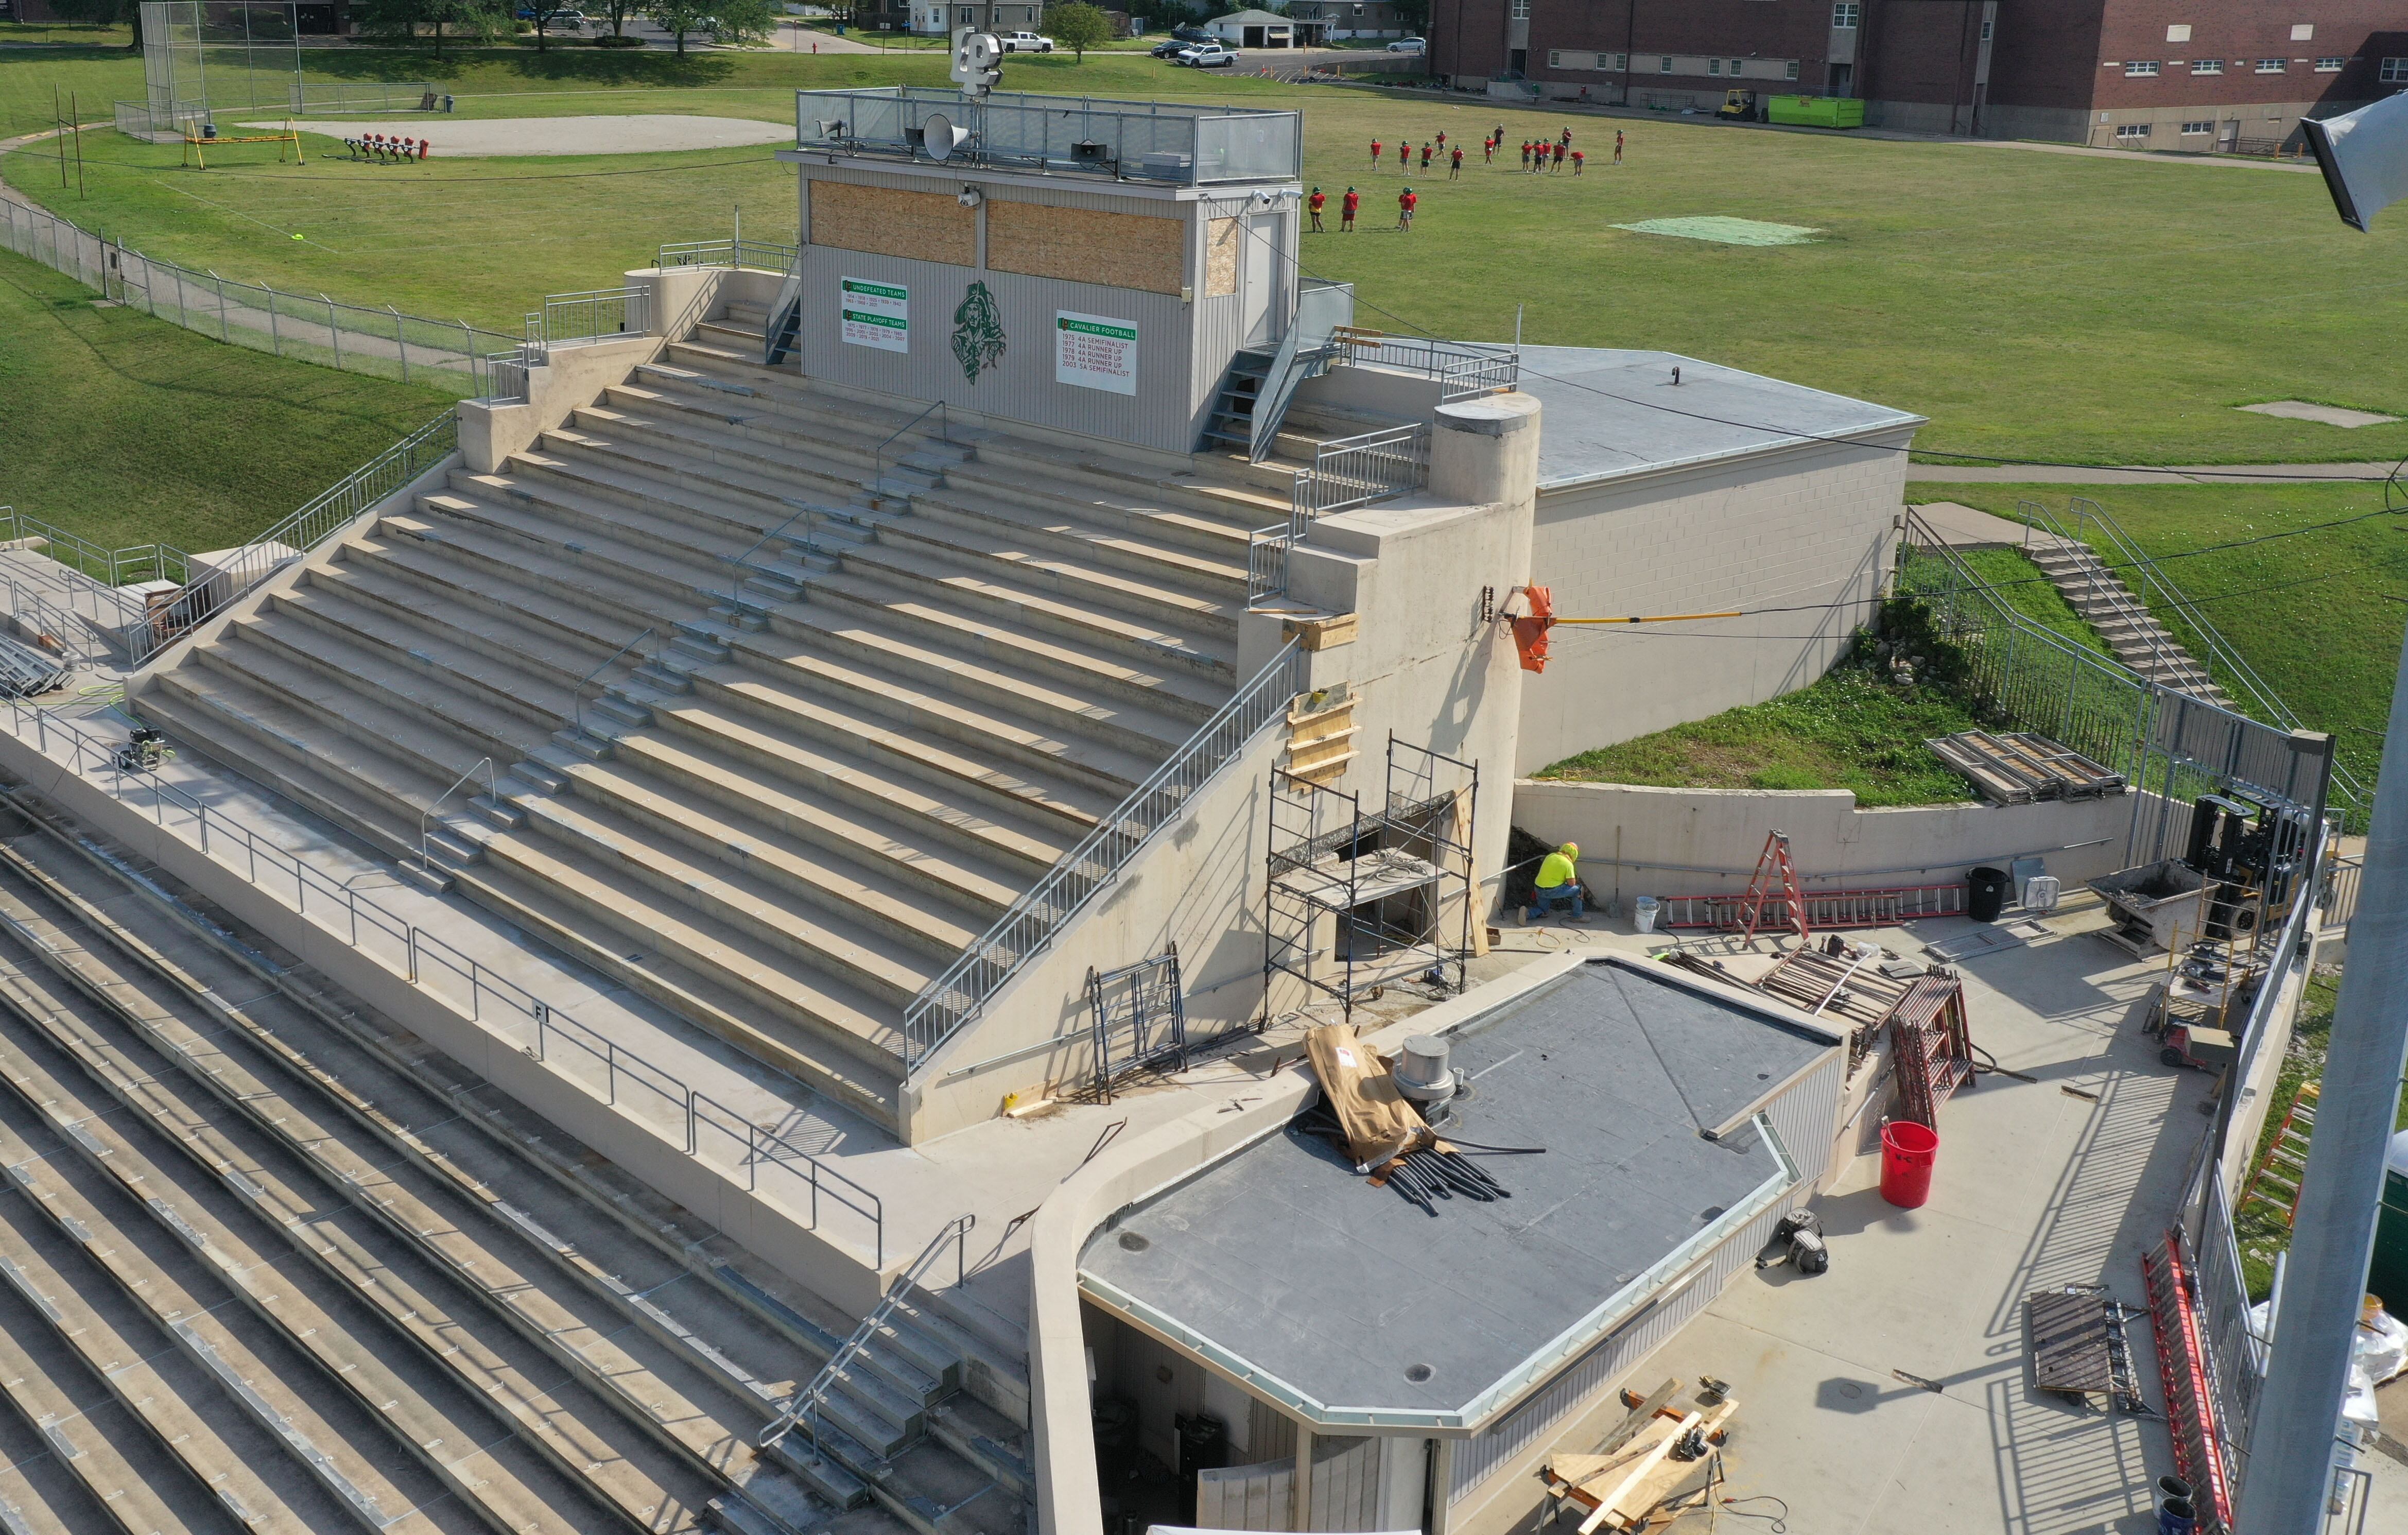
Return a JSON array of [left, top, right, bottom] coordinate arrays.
[[0, 195, 516, 398]]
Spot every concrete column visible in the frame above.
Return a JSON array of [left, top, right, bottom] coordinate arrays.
[[1293, 1422, 1314, 1532], [634, 264, 720, 339], [1428, 392, 1541, 511]]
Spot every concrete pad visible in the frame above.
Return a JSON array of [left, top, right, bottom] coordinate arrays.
[[2237, 400, 2403, 429], [1908, 499, 2037, 549], [244, 115, 792, 157]]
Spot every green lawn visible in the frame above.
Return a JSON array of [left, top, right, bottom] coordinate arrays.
[[0, 246, 454, 553], [1914, 484, 2408, 809], [7, 46, 2408, 464]]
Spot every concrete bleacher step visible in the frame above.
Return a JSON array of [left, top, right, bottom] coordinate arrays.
[[577, 395, 899, 498], [0, 1376, 127, 1535], [898, 484, 1252, 610], [0, 870, 861, 1535], [0, 825, 1031, 1499], [432, 480, 744, 609], [270, 576, 582, 728], [0, 974, 633, 1535], [348, 533, 676, 675], [228, 610, 556, 771], [522, 428, 898, 550], [867, 508, 1242, 648], [0, 1106, 455, 1535]]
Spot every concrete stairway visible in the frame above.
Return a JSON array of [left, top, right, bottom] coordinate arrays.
[[2025, 534, 2231, 704], [0, 810, 1035, 1535], [138, 296, 1291, 1129]]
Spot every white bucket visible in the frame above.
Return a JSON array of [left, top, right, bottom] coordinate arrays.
[[1634, 895, 1660, 934]]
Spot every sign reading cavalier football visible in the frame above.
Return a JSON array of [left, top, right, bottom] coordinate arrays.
[[1054, 311, 1138, 395], [840, 277, 909, 353]]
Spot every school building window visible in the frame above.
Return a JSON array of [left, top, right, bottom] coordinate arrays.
[[1785, 59, 1799, 78], [1509, 0, 1527, 14], [2256, 58, 2285, 72], [2192, 58, 2223, 73], [2114, 123, 2150, 141], [2384, 57, 2408, 81], [2180, 120, 2213, 134], [2125, 60, 2159, 76], [2314, 57, 2344, 72], [1832, 3, 1858, 28], [1729, 58, 1743, 74], [1707, 57, 1720, 74], [1658, 54, 1673, 72]]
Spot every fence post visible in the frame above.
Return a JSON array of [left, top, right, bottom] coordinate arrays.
[[265, 281, 281, 356], [214, 270, 230, 342], [393, 306, 409, 384], [327, 297, 341, 371]]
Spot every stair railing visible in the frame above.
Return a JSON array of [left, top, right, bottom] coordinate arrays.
[[570, 628, 656, 740], [1246, 278, 1353, 463], [871, 400, 950, 500], [2017, 498, 2184, 681], [419, 757, 494, 878], [898, 641, 1308, 1072], [759, 1213, 975, 1454]]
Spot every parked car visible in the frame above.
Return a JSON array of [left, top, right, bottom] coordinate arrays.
[[998, 29, 1054, 50], [1149, 37, 1189, 56], [1385, 36, 1425, 51], [1170, 23, 1212, 42], [1183, 43, 1237, 66]]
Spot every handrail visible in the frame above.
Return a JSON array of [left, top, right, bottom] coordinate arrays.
[[872, 401, 950, 500], [571, 628, 655, 739], [0, 696, 885, 1264], [1291, 422, 1429, 530], [759, 1212, 974, 1452], [419, 757, 494, 878], [530, 285, 649, 350], [899, 641, 1309, 1073], [719, 503, 826, 618], [657, 237, 803, 273]]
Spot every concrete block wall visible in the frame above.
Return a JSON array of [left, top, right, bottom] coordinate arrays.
[[1509, 780, 2142, 904], [1517, 434, 1909, 775]]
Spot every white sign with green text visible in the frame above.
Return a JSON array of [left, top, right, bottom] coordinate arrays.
[[1054, 310, 1138, 395], [841, 277, 909, 353]]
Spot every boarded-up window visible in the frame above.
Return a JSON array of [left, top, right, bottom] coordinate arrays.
[[1205, 216, 1241, 298], [987, 200, 1185, 295], [808, 180, 975, 266]]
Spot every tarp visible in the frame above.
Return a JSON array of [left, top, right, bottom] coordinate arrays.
[[1305, 1024, 1431, 1170]]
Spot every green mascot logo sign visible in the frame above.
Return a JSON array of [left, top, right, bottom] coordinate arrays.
[[952, 282, 1007, 383]]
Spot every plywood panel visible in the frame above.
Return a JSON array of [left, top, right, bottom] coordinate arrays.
[[1206, 216, 1242, 298], [988, 199, 1185, 295], [809, 180, 975, 266]]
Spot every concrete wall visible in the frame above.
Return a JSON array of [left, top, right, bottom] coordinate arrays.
[[1517, 435, 1906, 777], [1509, 779, 2140, 901]]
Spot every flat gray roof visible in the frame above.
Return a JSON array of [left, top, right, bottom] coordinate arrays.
[[1513, 345, 1926, 493], [1078, 957, 1841, 1428]]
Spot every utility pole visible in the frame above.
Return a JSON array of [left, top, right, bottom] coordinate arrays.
[[2237, 630, 2408, 1531]]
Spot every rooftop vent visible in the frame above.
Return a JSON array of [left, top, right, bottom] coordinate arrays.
[[1393, 1035, 1459, 1106]]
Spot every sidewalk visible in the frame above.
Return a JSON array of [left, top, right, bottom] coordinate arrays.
[[1910, 461, 2400, 486]]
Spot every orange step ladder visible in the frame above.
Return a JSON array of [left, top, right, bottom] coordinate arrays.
[[2236, 1082, 2318, 1230], [1738, 830, 1811, 945]]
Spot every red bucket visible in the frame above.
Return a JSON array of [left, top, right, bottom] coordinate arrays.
[[1880, 1121, 1939, 1209]]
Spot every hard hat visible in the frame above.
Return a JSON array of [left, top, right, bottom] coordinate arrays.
[[1561, 842, 1579, 860]]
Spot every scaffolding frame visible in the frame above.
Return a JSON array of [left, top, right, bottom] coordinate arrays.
[[1084, 944, 1186, 1102], [1265, 735, 1477, 1022]]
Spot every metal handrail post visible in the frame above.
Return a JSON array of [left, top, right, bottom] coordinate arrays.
[[571, 628, 655, 738]]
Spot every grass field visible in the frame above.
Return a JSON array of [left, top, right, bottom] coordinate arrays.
[[0, 245, 454, 551], [7, 45, 2408, 466], [1915, 483, 2408, 804]]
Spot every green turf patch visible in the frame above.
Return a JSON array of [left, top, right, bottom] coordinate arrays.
[[0, 246, 453, 554], [1609, 214, 1820, 246]]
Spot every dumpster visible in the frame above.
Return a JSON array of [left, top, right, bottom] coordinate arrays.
[[1768, 95, 1866, 128]]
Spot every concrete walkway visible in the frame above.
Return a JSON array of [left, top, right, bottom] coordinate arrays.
[[251, 113, 793, 156], [1910, 460, 2402, 486]]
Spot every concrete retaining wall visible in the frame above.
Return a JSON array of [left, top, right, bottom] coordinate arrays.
[[1509, 779, 2139, 900], [1517, 435, 1907, 775]]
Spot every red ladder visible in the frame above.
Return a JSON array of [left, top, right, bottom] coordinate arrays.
[[2142, 1232, 2233, 1533], [2236, 1082, 2318, 1230], [1738, 830, 1811, 945]]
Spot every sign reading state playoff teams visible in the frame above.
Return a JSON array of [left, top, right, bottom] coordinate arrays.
[[841, 278, 909, 353], [1055, 311, 1137, 395]]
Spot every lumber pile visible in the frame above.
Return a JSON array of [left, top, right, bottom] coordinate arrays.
[[1541, 1379, 1738, 1533], [1927, 730, 2126, 805]]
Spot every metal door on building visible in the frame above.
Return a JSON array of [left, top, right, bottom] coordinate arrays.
[[1241, 212, 1280, 347]]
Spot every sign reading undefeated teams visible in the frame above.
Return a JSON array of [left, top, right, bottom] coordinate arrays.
[[840, 278, 909, 353], [1054, 311, 1138, 395]]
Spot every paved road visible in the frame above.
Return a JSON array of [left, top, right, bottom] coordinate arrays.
[[1907, 461, 2402, 485]]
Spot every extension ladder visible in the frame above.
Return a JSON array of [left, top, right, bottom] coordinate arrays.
[[2142, 1232, 2234, 1534], [2236, 1082, 2318, 1231], [1738, 830, 1810, 945], [1658, 882, 1966, 933]]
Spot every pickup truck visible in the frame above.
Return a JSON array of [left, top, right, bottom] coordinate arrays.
[[997, 29, 1054, 50]]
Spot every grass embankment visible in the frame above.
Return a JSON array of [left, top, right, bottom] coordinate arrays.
[[0, 246, 454, 551], [1537, 554, 2101, 804], [1917, 485, 2408, 806], [6, 46, 2407, 461]]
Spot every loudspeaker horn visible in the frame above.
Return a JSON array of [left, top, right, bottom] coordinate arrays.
[[2303, 90, 2408, 232]]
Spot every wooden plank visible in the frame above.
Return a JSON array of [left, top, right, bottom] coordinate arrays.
[[1578, 1412, 1699, 1534], [1599, 1401, 1739, 1530]]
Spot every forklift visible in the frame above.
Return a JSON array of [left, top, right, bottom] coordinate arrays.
[[1716, 89, 1759, 122]]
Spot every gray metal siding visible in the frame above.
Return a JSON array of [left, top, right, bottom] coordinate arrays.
[[1446, 1049, 1844, 1503], [795, 244, 1199, 452]]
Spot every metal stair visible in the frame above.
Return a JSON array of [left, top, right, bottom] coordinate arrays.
[[1198, 347, 1275, 451]]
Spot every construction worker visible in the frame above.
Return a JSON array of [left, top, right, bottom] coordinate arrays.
[[1524, 842, 1583, 925]]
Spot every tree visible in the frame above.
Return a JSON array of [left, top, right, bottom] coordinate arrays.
[[44, 0, 142, 49], [353, 0, 509, 55], [1044, 1, 1107, 59], [647, 0, 775, 53]]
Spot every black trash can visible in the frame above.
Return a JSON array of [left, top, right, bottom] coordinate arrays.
[[1967, 866, 2009, 923]]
